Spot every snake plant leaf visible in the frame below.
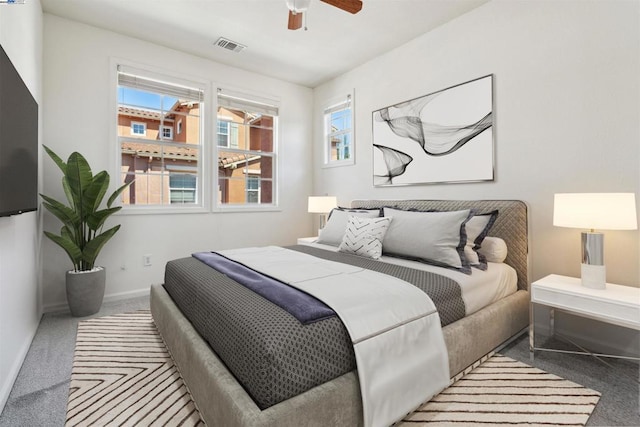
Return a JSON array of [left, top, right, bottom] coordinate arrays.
[[83, 171, 109, 216], [40, 194, 80, 228], [81, 225, 121, 269], [107, 181, 132, 208], [87, 207, 121, 231], [65, 152, 93, 219], [43, 145, 67, 174], [44, 231, 82, 270]]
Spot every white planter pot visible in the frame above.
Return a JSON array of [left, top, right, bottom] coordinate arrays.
[[66, 267, 106, 317]]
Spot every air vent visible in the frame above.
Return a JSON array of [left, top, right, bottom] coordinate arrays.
[[214, 37, 246, 53]]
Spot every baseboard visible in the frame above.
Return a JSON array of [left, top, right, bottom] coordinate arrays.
[[0, 322, 39, 413], [43, 287, 151, 314]]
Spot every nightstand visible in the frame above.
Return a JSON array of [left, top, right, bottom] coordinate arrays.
[[529, 274, 640, 361], [297, 236, 318, 245]]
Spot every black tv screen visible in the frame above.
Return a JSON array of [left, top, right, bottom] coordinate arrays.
[[0, 43, 38, 217]]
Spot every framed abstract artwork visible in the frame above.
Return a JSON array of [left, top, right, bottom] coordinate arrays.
[[372, 74, 494, 186]]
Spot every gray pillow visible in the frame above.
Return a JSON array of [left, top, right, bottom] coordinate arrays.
[[464, 210, 499, 270], [382, 207, 471, 273], [317, 208, 381, 246]]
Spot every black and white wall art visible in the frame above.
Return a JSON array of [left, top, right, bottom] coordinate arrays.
[[372, 75, 494, 186]]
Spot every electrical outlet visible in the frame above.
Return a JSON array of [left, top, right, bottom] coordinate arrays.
[[143, 254, 152, 266]]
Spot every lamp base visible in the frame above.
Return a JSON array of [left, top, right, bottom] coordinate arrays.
[[581, 263, 606, 289]]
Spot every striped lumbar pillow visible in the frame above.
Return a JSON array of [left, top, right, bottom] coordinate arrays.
[[338, 215, 392, 259]]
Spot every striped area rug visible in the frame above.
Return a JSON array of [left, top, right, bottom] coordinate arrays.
[[400, 354, 601, 426], [66, 311, 600, 427], [65, 311, 203, 427]]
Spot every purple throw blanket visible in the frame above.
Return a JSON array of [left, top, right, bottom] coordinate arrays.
[[192, 252, 336, 325]]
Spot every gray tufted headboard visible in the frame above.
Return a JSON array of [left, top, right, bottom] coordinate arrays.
[[350, 199, 530, 291]]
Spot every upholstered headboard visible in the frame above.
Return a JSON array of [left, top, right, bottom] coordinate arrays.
[[350, 200, 530, 291]]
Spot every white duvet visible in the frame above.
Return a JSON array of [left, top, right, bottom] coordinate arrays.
[[304, 241, 519, 316], [217, 246, 450, 427]]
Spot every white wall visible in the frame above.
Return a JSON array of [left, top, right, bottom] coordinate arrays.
[[42, 15, 314, 311], [313, 0, 639, 354], [0, 0, 43, 412]]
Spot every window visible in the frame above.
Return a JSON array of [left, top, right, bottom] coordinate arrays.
[[131, 122, 146, 136], [117, 65, 204, 208], [246, 175, 260, 203], [161, 125, 173, 140], [217, 120, 229, 147], [217, 89, 278, 207], [169, 171, 197, 203], [323, 93, 354, 166]]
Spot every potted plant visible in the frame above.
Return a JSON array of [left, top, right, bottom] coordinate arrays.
[[41, 145, 131, 317]]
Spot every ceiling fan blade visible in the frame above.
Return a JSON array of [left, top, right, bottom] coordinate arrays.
[[320, 0, 363, 14], [288, 10, 303, 30]]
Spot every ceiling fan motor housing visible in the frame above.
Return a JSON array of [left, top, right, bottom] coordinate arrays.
[[286, 0, 311, 13]]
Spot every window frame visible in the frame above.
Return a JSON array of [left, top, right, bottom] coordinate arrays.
[[323, 92, 354, 168], [214, 87, 279, 211], [131, 121, 147, 136], [161, 125, 173, 140], [217, 119, 230, 148], [113, 59, 211, 215]]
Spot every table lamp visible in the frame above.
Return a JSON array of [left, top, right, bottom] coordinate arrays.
[[553, 193, 637, 289], [308, 196, 337, 231]]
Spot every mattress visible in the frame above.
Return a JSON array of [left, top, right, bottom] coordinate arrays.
[[163, 244, 517, 411]]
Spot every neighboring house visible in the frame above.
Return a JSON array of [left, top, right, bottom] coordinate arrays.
[[117, 103, 272, 205], [216, 108, 274, 205]]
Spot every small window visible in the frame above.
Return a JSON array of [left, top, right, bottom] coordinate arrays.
[[217, 120, 229, 147], [169, 173, 197, 204], [131, 122, 146, 136], [161, 125, 173, 140], [246, 175, 260, 203], [323, 93, 354, 167], [177, 119, 183, 134]]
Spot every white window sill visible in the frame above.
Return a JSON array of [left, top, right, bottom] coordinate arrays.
[[116, 205, 282, 215], [322, 159, 355, 169]]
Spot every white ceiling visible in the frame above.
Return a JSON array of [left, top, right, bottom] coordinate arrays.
[[41, 0, 489, 88]]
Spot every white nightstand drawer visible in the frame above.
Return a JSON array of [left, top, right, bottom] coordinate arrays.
[[531, 274, 640, 331]]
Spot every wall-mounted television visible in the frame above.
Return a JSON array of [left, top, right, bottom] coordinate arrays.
[[0, 43, 38, 217]]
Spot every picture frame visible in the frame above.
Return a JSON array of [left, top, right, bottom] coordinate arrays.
[[372, 74, 494, 186]]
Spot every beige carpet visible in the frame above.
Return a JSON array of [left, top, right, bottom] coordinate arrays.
[[66, 311, 600, 427]]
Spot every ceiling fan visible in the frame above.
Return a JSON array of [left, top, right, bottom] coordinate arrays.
[[286, 0, 363, 30]]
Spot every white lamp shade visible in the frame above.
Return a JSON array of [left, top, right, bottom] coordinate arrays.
[[553, 193, 638, 230], [308, 196, 337, 213]]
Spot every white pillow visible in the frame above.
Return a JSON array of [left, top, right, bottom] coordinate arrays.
[[317, 208, 380, 246], [477, 236, 508, 263], [338, 216, 392, 260], [464, 210, 499, 269], [381, 207, 471, 273]]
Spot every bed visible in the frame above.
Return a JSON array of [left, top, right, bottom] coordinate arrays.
[[150, 199, 530, 427]]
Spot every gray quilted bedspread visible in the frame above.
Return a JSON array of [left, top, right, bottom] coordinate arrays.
[[163, 245, 464, 409]]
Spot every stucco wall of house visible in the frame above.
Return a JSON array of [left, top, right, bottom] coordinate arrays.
[[42, 14, 313, 311], [312, 0, 639, 356]]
